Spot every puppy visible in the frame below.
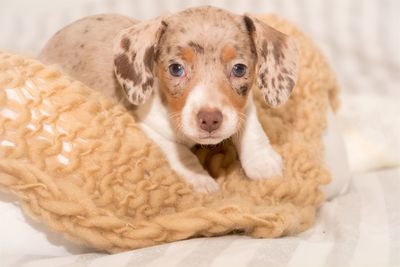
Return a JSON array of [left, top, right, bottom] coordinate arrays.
[[39, 6, 299, 193]]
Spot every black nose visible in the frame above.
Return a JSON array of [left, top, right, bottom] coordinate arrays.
[[197, 108, 223, 133]]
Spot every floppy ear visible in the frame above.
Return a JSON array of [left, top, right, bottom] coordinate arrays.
[[244, 15, 299, 107], [113, 17, 168, 105]]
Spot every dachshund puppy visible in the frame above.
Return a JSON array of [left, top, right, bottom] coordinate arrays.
[[39, 6, 299, 193]]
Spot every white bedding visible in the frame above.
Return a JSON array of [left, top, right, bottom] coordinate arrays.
[[0, 0, 399, 266], [1, 168, 399, 267]]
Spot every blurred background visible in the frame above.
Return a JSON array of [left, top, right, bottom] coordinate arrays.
[[1, 0, 399, 173]]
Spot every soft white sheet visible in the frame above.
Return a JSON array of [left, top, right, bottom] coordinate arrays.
[[1, 168, 399, 267]]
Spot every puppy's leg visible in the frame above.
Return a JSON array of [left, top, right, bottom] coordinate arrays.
[[233, 99, 283, 180], [139, 124, 219, 193]]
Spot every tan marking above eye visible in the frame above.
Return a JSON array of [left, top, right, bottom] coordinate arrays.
[[221, 45, 237, 62], [180, 47, 195, 63]]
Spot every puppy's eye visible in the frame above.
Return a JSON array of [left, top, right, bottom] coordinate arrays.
[[169, 64, 185, 77], [232, 64, 247, 77]]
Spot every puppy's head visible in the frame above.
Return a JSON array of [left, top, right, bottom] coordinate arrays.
[[113, 6, 298, 145]]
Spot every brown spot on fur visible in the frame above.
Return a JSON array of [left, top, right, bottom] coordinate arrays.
[[271, 37, 287, 64], [244, 16, 258, 56], [260, 40, 269, 58], [188, 41, 204, 54], [221, 45, 237, 62], [238, 85, 249, 96], [143, 46, 155, 71], [142, 78, 154, 92], [260, 72, 265, 81], [79, 44, 85, 48], [158, 21, 168, 39], [121, 38, 131, 52], [114, 53, 142, 85], [154, 47, 162, 61], [131, 52, 136, 62], [244, 16, 256, 36], [96, 17, 104, 21]]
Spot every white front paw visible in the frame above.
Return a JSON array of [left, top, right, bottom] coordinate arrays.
[[241, 148, 283, 180], [189, 174, 219, 193]]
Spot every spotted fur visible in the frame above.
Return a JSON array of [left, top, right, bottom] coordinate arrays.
[[244, 15, 299, 107], [113, 17, 167, 105], [39, 8, 297, 193], [152, 6, 256, 123]]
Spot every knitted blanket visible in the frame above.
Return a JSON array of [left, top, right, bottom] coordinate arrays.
[[0, 15, 339, 253]]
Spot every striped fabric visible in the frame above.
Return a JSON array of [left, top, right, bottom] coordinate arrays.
[[1, 168, 399, 267]]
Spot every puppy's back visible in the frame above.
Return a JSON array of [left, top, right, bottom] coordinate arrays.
[[39, 14, 137, 103]]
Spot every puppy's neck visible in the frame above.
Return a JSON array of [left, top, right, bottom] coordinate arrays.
[[135, 91, 195, 147]]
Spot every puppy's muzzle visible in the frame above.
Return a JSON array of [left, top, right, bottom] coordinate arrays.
[[197, 108, 223, 133]]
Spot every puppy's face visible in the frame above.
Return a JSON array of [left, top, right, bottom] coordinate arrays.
[[113, 7, 299, 145], [156, 10, 256, 144]]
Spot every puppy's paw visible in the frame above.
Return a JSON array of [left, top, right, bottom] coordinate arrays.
[[241, 148, 283, 180], [190, 174, 219, 193]]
